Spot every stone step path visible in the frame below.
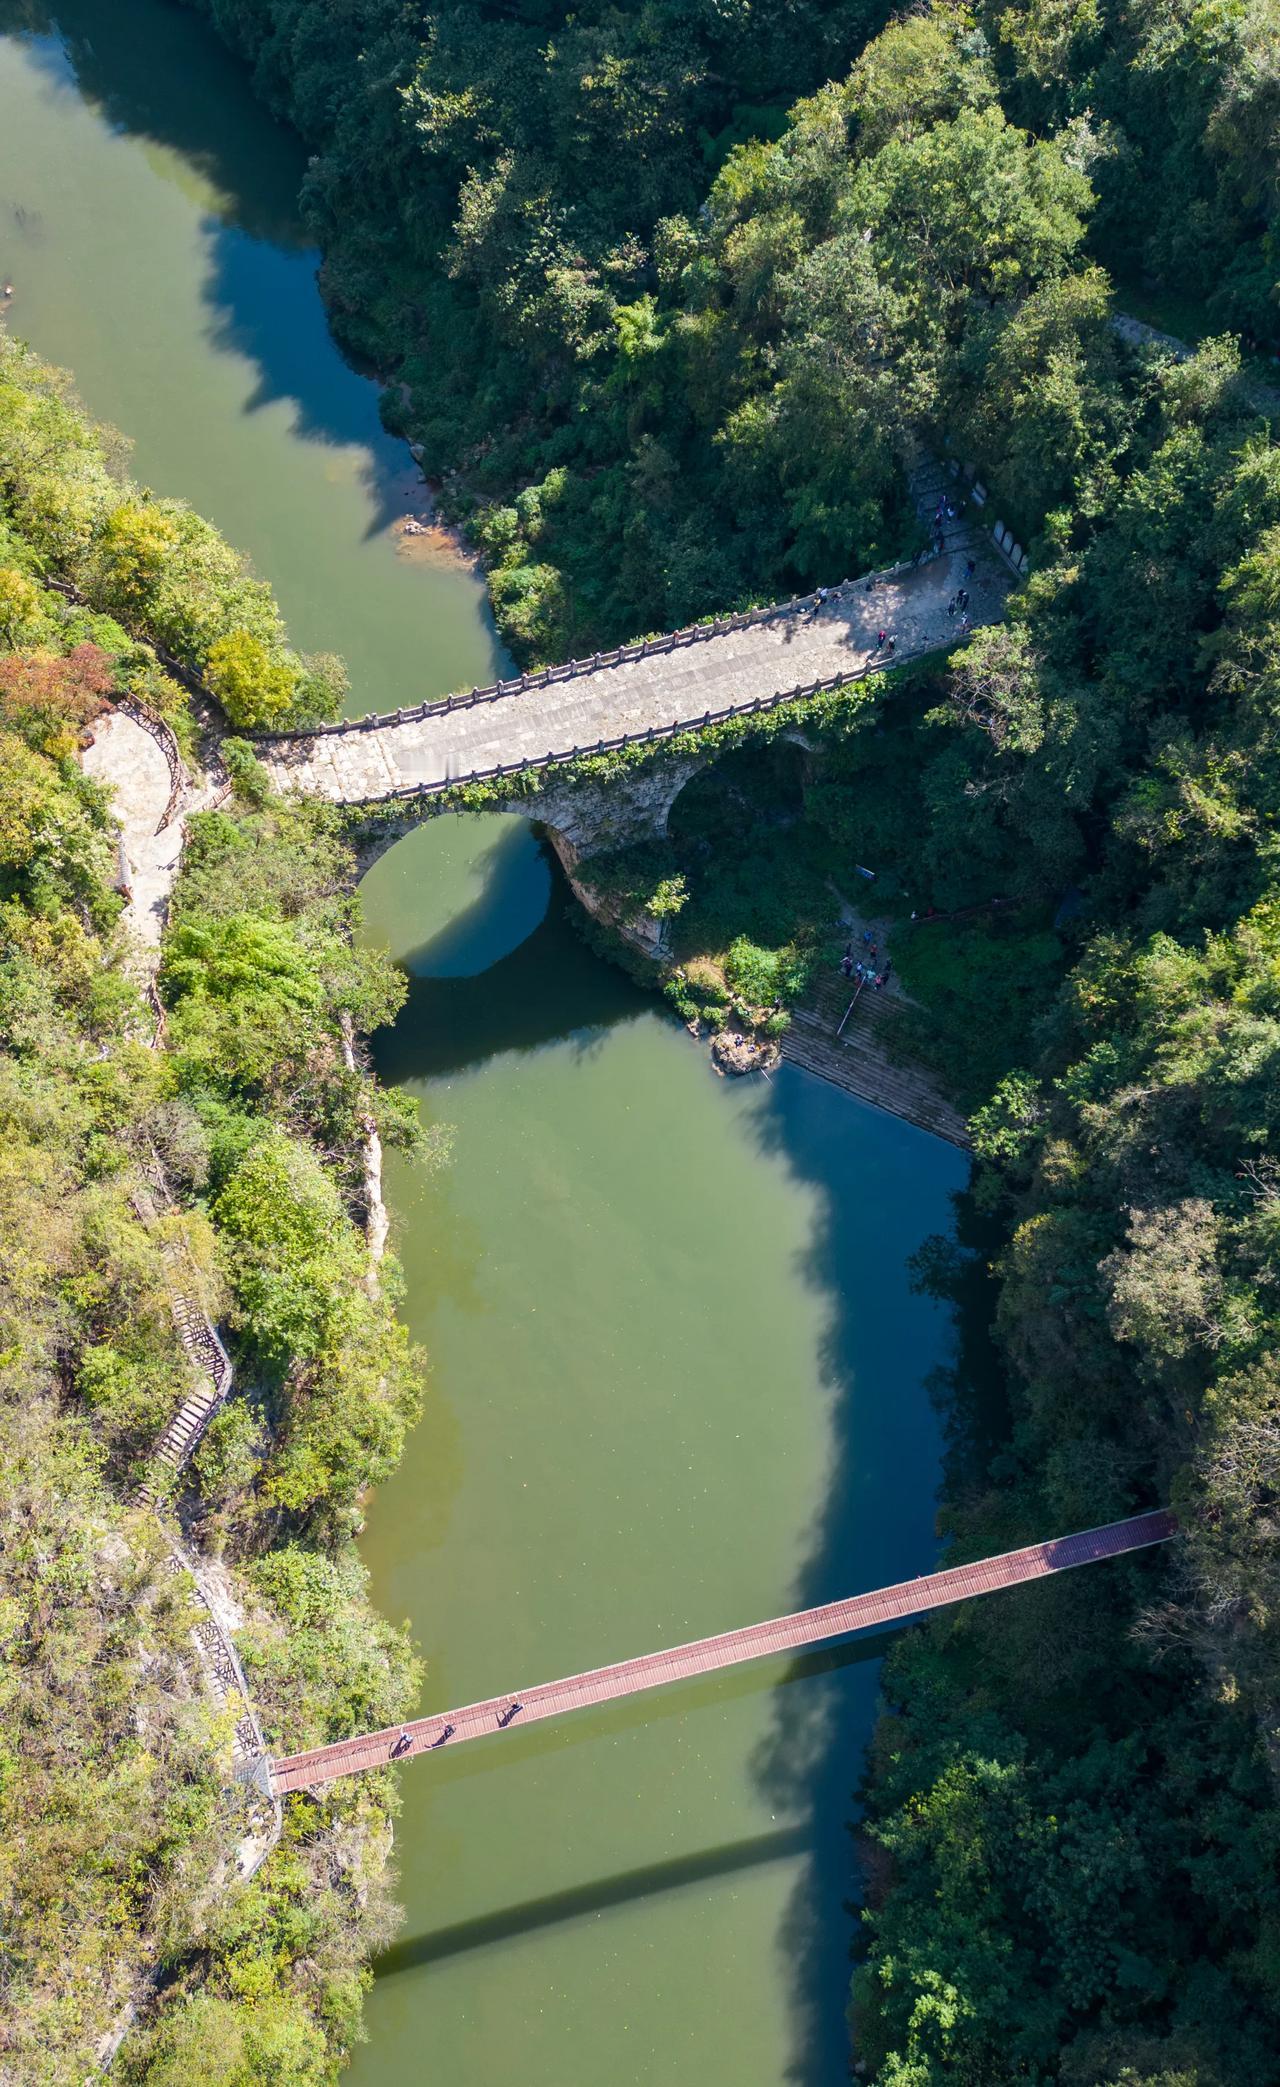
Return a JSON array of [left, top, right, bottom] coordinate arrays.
[[781, 973, 970, 1148], [163, 1545, 263, 1773], [131, 1188, 235, 1505], [126, 1196, 274, 1813]]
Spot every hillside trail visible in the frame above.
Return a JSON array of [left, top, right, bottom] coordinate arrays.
[[77, 714, 281, 2075], [80, 704, 229, 964]]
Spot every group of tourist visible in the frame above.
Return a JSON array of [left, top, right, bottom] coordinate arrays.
[[948, 584, 973, 633], [841, 933, 893, 993], [389, 1700, 524, 1759]]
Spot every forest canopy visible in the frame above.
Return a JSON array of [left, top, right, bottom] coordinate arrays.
[[174, 0, 1280, 2079], [184, 0, 1280, 666], [5, 0, 1280, 2076]]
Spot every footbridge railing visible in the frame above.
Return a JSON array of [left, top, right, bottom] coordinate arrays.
[[269, 1508, 1176, 1796]]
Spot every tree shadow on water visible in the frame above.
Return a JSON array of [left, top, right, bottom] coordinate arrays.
[[0, 0, 420, 538], [199, 224, 424, 540], [739, 1065, 974, 2083], [0, 0, 306, 244]]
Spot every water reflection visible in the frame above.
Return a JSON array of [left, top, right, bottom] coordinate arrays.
[[199, 219, 431, 544], [0, 0, 305, 243], [364, 819, 641, 1081], [743, 1080, 967, 2079], [376, 906, 646, 1082]]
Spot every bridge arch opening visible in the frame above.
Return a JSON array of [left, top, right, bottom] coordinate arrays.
[[346, 730, 830, 967], [357, 811, 555, 978], [665, 736, 808, 846]]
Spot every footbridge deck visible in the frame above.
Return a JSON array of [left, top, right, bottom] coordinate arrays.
[[257, 536, 1008, 808], [269, 1508, 1175, 1796]]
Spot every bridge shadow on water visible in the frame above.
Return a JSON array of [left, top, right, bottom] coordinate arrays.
[[372, 843, 650, 1087], [383, 1828, 811, 1974], [0, 10, 982, 2071], [379, 1637, 904, 1975], [3, 0, 419, 540]]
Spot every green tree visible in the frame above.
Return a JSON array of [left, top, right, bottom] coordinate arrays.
[[206, 630, 300, 729]]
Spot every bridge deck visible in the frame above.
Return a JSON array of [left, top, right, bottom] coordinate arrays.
[[259, 543, 1008, 805], [270, 1509, 1176, 1795]]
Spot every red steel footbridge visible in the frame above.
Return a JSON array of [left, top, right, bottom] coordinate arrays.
[[265, 1509, 1177, 1797]]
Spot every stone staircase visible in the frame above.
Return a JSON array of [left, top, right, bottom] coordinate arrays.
[[907, 451, 984, 567], [126, 1185, 273, 1794], [781, 971, 971, 1149], [163, 1538, 267, 1780], [131, 1188, 234, 1505]]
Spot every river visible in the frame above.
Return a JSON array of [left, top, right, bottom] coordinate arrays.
[[0, 6, 969, 2080]]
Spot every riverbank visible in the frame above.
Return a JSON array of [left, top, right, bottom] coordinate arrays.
[[162, 7, 1280, 2082], [0, 331, 425, 2078]]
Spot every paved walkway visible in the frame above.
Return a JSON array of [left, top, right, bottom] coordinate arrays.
[[1113, 313, 1280, 417], [259, 538, 1009, 806], [270, 1508, 1175, 1794], [81, 708, 185, 950]]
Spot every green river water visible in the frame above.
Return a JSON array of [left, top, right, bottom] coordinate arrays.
[[0, 7, 970, 2079]]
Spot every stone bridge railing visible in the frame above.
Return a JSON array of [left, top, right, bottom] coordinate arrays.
[[334, 670, 860, 810], [115, 692, 188, 832], [251, 572, 917, 752], [258, 560, 975, 812]]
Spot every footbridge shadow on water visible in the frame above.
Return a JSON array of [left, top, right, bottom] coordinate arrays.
[[372, 1635, 902, 1971], [379, 1827, 810, 1976]]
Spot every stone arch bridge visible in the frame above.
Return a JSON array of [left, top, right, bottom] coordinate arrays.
[[255, 535, 1009, 948]]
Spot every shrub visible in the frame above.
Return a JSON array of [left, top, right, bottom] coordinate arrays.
[[723, 936, 812, 1006], [206, 630, 300, 730]]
